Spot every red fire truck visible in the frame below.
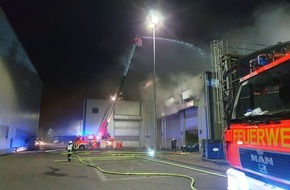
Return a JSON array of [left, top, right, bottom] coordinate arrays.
[[224, 51, 290, 189], [73, 134, 97, 150], [73, 134, 116, 150]]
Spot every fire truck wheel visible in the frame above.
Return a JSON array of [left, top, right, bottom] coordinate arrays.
[[79, 145, 85, 150]]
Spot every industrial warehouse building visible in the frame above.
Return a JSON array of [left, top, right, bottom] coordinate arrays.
[[82, 71, 239, 150], [0, 8, 42, 150]]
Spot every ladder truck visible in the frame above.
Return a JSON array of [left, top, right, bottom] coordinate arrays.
[[74, 36, 142, 150], [224, 51, 290, 189]]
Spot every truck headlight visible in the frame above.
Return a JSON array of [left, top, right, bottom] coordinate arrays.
[[227, 168, 248, 190]]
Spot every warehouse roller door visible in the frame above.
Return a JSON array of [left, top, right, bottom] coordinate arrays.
[[185, 107, 198, 132], [165, 114, 181, 149], [114, 121, 140, 148]]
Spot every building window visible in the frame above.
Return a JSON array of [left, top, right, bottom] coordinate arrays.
[[92, 108, 99, 113]]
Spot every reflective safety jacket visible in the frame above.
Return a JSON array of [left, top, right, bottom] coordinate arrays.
[[67, 144, 74, 153]]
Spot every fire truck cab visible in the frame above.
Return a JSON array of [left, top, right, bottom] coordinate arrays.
[[225, 52, 290, 190], [74, 134, 97, 150]]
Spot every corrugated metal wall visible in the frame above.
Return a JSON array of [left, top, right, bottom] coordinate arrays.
[[0, 8, 42, 150], [84, 99, 143, 148], [113, 101, 141, 148], [114, 121, 140, 147]]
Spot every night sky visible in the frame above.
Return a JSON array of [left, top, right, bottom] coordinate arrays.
[[0, 0, 290, 134]]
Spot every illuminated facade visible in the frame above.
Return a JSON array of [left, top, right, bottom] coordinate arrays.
[[0, 8, 42, 150], [83, 99, 145, 148], [158, 72, 214, 150]]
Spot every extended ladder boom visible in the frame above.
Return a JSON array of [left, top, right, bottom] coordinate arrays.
[[97, 36, 142, 140]]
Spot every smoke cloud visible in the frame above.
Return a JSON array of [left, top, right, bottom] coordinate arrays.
[[222, 2, 290, 45], [120, 37, 211, 102], [134, 2, 290, 104]]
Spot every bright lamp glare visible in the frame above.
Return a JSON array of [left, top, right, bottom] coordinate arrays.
[[150, 14, 159, 24], [147, 148, 155, 157], [148, 10, 160, 27], [148, 22, 154, 29], [111, 94, 116, 101]]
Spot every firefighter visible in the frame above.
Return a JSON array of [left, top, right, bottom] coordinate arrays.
[[66, 141, 74, 162], [171, 138, 177, 151]]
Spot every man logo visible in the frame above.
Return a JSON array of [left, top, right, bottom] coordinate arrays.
[[251, 154, 274, 166]]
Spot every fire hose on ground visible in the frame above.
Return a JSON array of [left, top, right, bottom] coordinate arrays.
[[54, 151, 226, 190]]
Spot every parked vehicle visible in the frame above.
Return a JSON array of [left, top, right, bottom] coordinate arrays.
[[225, 52, 290, 189], [52, 135, 77, 145], [73, 134, 115, 150]]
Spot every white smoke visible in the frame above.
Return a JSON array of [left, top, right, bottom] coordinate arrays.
[[139, 71, 195, 103], [223, 3, 290, 45], [123, 37, 211, 102]]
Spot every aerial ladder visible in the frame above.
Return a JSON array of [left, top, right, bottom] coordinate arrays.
[[96, 35, 142, 143]]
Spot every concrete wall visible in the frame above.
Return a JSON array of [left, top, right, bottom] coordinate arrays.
[[82, 99, 108, 135], [140, 101, 154, 149]]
